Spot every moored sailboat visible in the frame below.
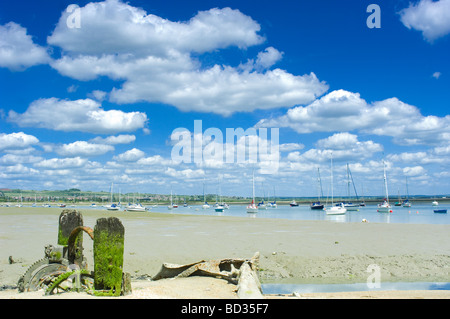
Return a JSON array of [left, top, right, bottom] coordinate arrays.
[[247, 171, 258, 213], [377, 160, 392, 213], [310, 168, 324, 210], [325, 153, 347, 215]]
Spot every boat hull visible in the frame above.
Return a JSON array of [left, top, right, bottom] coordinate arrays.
[[326, 207, 347, 215]]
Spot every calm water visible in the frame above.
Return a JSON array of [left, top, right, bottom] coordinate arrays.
[[262, 282, 450, 294], [146, 202, 450, 225], [9, 201, 449, 224]]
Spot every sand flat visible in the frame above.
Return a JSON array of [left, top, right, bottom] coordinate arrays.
[[1, 206, 450, 298]]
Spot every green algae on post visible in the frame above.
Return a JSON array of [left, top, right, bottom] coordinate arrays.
[[58, 209, 83, 247], [93, 217, 125, 296]]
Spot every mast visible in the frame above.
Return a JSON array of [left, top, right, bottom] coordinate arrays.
[[383, 159, 389, 203], [110, 182, 113, 204], [203, 179, 206, 203], [331, 152, 334, 205], [252, 170, 255, 204], [317, 167, 323, 201], [405, 176, 409, 200]]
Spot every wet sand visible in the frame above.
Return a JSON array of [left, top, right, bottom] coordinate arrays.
[[1, 206, 450, 298]]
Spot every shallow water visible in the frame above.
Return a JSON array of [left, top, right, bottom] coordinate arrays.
[[7, 202, 449, 224], [262, 282, 450, 294], [145, 202, 449, 225]]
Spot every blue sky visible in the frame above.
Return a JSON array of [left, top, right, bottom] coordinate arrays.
[[0, 0, 449, 198]]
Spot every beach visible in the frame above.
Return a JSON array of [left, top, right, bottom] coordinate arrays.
[[1, 206, 450, 299]]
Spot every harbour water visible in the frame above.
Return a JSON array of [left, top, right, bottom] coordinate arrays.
[[149, 202, 450, 225], [262, 282, 450, 295]]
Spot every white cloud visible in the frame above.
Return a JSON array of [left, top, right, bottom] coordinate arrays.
[[90, 134, 136, 145], [113, 148, 145, 162], [255, 47, 284, 69], [48, 1, 264, 56], [0, 132, 39, 151], [0, 22, 50, 71], [0, 154, 43, 165], [57, 141, 114, 157], [256, 89, 450, 145], [34, 157, 87, 169], [403, 166, 426, 177], [279, 143, 304, 152], [432, 71, 441, 79], [47, 0, 328, 115], [165, 167, 205, 179], [399, 0, 450, 42], [136, 155, 170, 166], [8, 98, 148, 134]]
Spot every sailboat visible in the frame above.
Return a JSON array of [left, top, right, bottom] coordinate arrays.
[[310, 168, 324, 210], [106, 183, 119, 211], [268, 186, 277, 208], [402, 177, 412, 207], [290, 199, 299, 207], [342, 163, 359, 211], [202, 180, 210, 209], [394, 190, 402, 206], [247, 170, 258, 213], [215, 180, 224, 212], [126, 194, 146, 211], [377, 160, 392, 213], [167, 189, 178, 210], [325, 153, 347, 215]]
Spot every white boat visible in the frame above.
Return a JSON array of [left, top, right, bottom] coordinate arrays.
[[268, 186, 277, 208], [167, 189, 178, 210], [126, 203, 146, 212], [201, 180, 210, 209], [343, 202, 359, 211], [377, 160, 392, 213], [257, 200, 267, 210], [327, 203, 347, 215], [377, 200, 391, 213], [106, 183, 120, 211], [343, 164, 359, 211], [106, 203, 120, 211], [247, 170, 258, 213], [325, 153, 347, 215], [402, 176, 412, 207], [215, 179, 225, 212], [432, 200, 439, 206]]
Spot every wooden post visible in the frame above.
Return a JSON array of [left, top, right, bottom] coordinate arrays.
[[57, 210, 83, 263], [93, 217, 125, 296]]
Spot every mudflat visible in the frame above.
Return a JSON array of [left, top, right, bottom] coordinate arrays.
[[1, 207, 449, 298]]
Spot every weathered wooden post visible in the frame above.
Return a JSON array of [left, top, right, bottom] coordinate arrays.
[[93, 217, 125, 296], [58, 210, 83, 262]]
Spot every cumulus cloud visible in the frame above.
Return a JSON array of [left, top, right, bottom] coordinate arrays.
[[48, 1, 264, 57], [34, 157, 88, 169], [90, 134, 136, 145], [57, 141, 114, 157], [8, 98, 148, 134], [0, 22, 50, 71], [46, 0, 328, 115], [113, 148, 145, 162], [399, 0, 450, 42], [286, 133, 383, 163], [256, 89, 450, 145], [403, 166, 426, 177], [0, 132, 39, 151]]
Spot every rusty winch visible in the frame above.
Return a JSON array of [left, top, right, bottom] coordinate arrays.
[[18, 210, 131, 296]]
